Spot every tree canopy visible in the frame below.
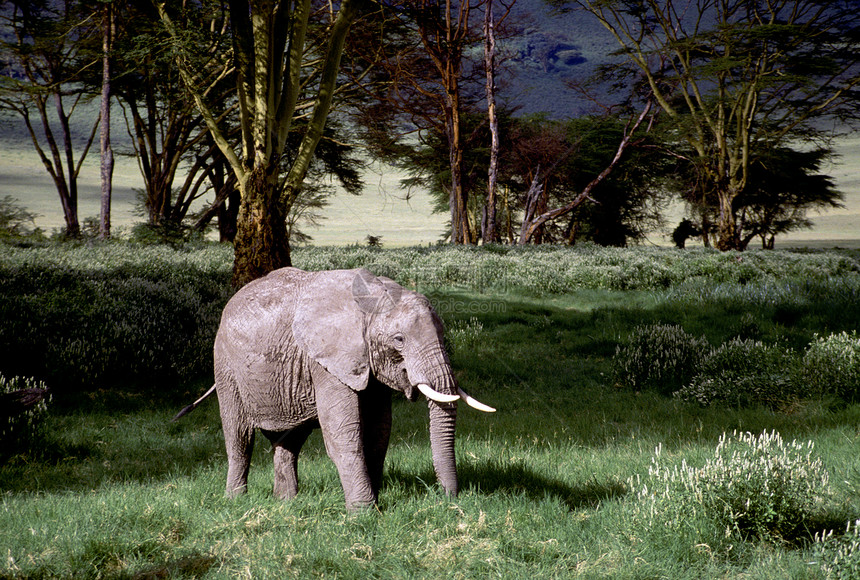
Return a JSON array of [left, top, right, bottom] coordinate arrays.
[[2, 0, 858, 261], [565, 0, 860, 249]]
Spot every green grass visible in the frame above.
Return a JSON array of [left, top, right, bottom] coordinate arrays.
[[1, 243, 860, 578]]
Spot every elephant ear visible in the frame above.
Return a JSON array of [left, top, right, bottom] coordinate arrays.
[[293, 269, 400, 391]]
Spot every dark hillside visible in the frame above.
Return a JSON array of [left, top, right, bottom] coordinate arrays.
[[497, 0, 618, 117]]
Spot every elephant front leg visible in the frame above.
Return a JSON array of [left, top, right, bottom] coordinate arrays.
[[314, 369, 376, 511]]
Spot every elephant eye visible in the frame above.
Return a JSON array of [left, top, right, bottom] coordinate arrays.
[[391, 334, 405, 350]]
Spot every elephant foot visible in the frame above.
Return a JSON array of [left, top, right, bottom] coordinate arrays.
[[345, 498, 378, 513], [225, 484, 248, 498]]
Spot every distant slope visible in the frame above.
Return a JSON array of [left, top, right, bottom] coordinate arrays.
[[496, 0, 619, 117]]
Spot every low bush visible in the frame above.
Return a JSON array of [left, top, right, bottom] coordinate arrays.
[[629, 430, 830, 562], [814, 519, 860, 580], [0, 374, 50, 460], [0, 244, 233, 395], [802, 331, 860, 402], [675, 338, 799, 408], [445, 316, 484, 354], [613, 324, 710, 394], [0, 196, 44, 242], [291, 244, 860, 293]]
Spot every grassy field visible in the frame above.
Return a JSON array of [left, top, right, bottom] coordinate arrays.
[[1, 243, 860, 578]]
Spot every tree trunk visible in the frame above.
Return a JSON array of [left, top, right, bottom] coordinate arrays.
[[715, 190, 740, 251], [231, 167, 291, 288], [446, 86, 471, 244], [98, 2, 114, 240], [482, 0, 499, 244]]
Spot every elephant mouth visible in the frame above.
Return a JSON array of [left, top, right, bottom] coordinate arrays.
[[403, 384, 420, 402]]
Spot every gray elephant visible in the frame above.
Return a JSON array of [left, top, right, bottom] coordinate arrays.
[[174, 267, 494, 511]]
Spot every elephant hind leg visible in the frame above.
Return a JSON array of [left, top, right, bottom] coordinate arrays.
[[224, 423, 254, 498], [361, 379, 392, 498], [263, 424, 315, 500]]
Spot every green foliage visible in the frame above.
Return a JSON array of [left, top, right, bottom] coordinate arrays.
[[445, 316, 484, 354], [0, 195, 44, 242], [0, 246, 858, 578], [802, 331, 860, 402], [629, 431, 830, 562], [613, 324, 710, 394], [814, 519, 860, 580], [293, 244, 860, 294], [0, 243, 233, 394], [676, 338, 800, 409], [129, 222, 207, 246], [1, 374, 50, 460]]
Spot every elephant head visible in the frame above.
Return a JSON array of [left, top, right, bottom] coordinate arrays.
[[292, 268, 494, 498]]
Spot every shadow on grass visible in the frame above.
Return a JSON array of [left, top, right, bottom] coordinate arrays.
[[386, 458, 626, 512]]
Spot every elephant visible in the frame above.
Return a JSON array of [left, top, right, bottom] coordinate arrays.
[[174, 267, 494, 511]]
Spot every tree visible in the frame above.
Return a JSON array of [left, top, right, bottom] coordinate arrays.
[[515, 102, 655, 244], [158, 0, 366, 286], [0, 0, 101, 238], [360, 0, 487, 244], [481, 0, 517, 243], [736, 147, 843, 249], [569, 0, 860, 250], [113, 0, 237, 240], [98, 0, 115, 239]]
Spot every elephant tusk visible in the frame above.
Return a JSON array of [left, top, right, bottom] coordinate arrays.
[[417, 383, 460, 403], [458, 388, 496, 413]]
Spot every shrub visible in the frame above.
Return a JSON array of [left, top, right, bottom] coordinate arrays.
[[0, 244, 232, 393], [0, 196, 43, 242], [629, 431, 830, 560], [613, 324, 710, 394], [0, 374, 50, 460], [814, 519, 860, 580], [675, 338, 799, 408], [446, 317, 484, 354], [802, 331, 860, 402]]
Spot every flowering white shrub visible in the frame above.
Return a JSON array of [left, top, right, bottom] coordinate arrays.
[[613, 324, 709, 394], [814, 519, 860, 580], [630, 430, 829, 557], [803, 331, 860, 402], [1, 374, 50, 460], [446, 317, 484, 354]]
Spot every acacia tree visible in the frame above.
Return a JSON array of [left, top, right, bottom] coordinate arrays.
[[0, 0, 100, 238], [481, 0, 514, 243], [98, 0, 115, 239], [417, 0, 477, 244], [360, 0, 486, 244], [736, 147, 842, 249], [112, 0, 236, 239], [516, 100, 653, 244], [158, 0, 365, 286], [569, 0, 860, 250]]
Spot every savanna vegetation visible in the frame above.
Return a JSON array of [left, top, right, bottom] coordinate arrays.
[[4, 0, 860, 285], [2, 241, 859, 578]]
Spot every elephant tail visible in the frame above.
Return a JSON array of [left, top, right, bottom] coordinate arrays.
[[171, 384, 217, 422]]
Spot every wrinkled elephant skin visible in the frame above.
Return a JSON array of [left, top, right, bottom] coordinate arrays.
[[200, 267, 494, 511]]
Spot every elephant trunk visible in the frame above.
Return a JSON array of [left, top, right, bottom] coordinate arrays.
[[428, 398, 458, 496], [411, 341, 461, 497], [423, 360, 458, 496]]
